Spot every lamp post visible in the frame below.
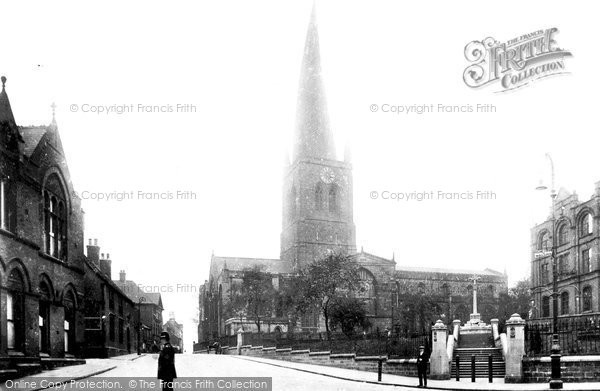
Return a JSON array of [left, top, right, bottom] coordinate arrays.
[[137, 296, 146, 355], [535, 153, 562, 389]]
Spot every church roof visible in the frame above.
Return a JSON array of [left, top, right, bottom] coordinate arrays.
[[20, 126, 48, 157], [395, 265, 504, 277], [209, 255, 292, 279], [292, 3, 336, 161], [350, 250, 396, 265]]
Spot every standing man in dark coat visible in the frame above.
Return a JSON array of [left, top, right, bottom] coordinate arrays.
[[416, 345, 430, 388], [158, 332, 177, 391]]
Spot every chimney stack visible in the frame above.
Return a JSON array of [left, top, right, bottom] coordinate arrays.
[[119, 270, 126, 282], [86, 238, 100, 264], [99, 252, 112, 279]]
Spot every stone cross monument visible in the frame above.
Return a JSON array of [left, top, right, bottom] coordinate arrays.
[[469, 275, 481, 324]]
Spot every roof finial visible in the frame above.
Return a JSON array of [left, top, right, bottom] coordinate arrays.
[[50, 102, 57, 128], [1, 76, 6, 89]]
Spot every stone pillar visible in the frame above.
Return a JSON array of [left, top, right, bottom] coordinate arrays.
[[430, 320, 450, 380], [452, 320, 461, 340], [50, 305, 65, 357], [236, 328, 244, 355], [504, 313, 526, 383], [491, 318, 500, 347]]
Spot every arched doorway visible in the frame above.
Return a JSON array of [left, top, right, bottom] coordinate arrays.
[[7, 268, 26, 352], [39, 279, 53, 354], [63, 289, 77, 355]]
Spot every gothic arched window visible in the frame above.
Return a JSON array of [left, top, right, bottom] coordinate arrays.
[[557, 223, 568, 246], [357, 268, 377, 314], [44, 174, 68, 260], [0, 177, 16, 232], [315, 183, 324, 210], [538, 231, 549, 251], [328, 184, 338, 213], [579, 213, 593, 237]]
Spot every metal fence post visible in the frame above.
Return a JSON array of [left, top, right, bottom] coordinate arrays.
[[378, 358, 383, 382], [455, 355, 460, 381], [471, 354, 475, 383], [488, 354, 493, 383]]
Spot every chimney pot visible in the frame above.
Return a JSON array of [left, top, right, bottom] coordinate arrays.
[[88, 239, 92, 245], [107, 253, 110, 259], [94, 238, 98, 246], [101, 253, 105, 259]]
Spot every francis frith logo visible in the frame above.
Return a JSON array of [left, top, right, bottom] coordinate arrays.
[[463, 28, 572, 92]]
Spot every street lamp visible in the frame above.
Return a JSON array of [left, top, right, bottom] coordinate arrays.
[[137, 296, 146, 355], [535, 153, 562, 390]]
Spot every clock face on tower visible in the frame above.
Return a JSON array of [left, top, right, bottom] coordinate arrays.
[[320, 167, 335, 184]]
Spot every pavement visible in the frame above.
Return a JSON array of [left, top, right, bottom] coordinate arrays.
[[2, 353, 600, 391], [232, 355, 600, 391]]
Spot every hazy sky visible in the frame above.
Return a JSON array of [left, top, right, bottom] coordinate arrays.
[[2, 0, 598, 351]]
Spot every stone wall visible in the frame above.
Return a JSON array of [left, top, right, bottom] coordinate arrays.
[[523, 356, 600, 383], [215, 345, 424, 377]]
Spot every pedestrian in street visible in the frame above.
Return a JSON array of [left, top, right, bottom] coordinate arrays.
[[158, 332, 177, 391], [416, 345, 430, 388]]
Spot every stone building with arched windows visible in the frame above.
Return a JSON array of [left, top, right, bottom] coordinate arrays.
[[0, 76, 87, 373], [196, 7, 508, 343], [531, 186, 600, 320]]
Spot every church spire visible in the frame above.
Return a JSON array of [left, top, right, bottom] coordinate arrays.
[[292, 2, 336, 162], [0, 76, 17, 129], [0, 76, 23, 150]]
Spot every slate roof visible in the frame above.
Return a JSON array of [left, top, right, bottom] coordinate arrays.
[[20, 126, 48, 157], [209, 255, 292, 279], [395, 265, 504, 277], [113, 279, 163, 307]]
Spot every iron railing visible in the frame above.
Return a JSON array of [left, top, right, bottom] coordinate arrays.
[[526, 314, 600, 356], [199, 330, 430, 358]]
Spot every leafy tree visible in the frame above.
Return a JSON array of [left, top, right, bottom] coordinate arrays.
[[397, 293, 442, 336], [329, 297, 371, 338], [224, 280, 248, 331], [298, 252, 362, 339], [241, 266, 276, 334], [224, 266, 276, 334], [276, 275, 310, 335], [498, 278, 531, 329]]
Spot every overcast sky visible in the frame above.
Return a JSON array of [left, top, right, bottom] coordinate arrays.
[[2, 0, 598, 351]]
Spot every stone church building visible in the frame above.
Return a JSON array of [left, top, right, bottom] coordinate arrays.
[[198, 7, 507, 342]]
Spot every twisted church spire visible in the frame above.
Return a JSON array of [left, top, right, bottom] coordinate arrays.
[[292, 3, 336, 162]]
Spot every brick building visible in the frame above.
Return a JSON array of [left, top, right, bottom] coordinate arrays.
[[531, 185, 600, 319], [0, 76, 86, 373], [82, 239, 137, 357], [163, 313, 183, 353], [114, 272, 163, 353], [197, 8, 507, 343]]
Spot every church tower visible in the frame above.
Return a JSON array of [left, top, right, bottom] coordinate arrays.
[[280, 5, 356, 270]]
